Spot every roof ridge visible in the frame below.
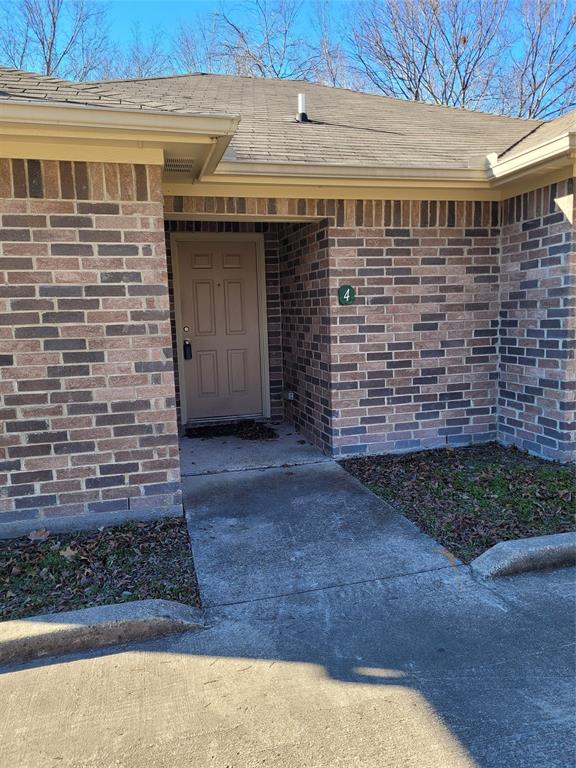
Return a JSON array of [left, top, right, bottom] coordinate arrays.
[[92, 71, 206, 85], [0, 66, 197, 114], [89, 71, 542, 125], [498, 122, 549, 159], [0, 65, 85, 87], [0, 66, 555, 128], [498, 108, 576, 158]]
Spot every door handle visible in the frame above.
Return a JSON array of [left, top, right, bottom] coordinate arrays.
[[183, 339, 192, 360]]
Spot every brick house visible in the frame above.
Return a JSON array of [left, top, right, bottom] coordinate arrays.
[[0, 68, 574, 536]]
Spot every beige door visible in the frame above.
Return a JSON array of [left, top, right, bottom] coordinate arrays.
[[177, 240, 263, 421]]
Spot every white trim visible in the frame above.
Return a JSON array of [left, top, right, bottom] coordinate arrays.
[[0, 100, 240, 136], [170, 232, 270, 425], [165, 212, 321, 223], [214, 159, 489, 179], [0, 102, 240, 179], [487, 132, 575, 183]]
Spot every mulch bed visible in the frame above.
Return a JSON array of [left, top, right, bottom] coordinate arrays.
[[341, 443, 575, 563], [0, 517, 200, 622], [185, 419, 278, 440]]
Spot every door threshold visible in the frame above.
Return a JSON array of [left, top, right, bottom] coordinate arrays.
[[185, 414, 266, 427]]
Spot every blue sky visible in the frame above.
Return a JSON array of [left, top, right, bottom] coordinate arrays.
[[106, 0, 221, 33], [104, 0, 347, 45]]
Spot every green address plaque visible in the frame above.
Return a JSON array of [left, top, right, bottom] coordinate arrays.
[[338, 285, 356, 305]]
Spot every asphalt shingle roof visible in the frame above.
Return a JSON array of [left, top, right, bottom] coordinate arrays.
[[0, 67, 220, 114], [94, 74, 545, 169], [1, 67, 573, 170], [499, 110, 576, 159]]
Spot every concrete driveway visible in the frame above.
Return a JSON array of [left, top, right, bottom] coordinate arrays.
[[1, 450, 575, 768]]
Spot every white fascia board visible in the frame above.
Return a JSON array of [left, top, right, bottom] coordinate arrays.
[[487, 133, 574, 181], [214, 159, 488, 182], [0, 99, 240, 138]]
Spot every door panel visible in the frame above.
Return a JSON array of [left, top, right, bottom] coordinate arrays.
[[193, 281, 216, 336], [177, 240, 263, 421], [228, 349, 248, 393], [192, 252, 212, 268], [196, 350, 219, 396], [224, 280, 246, 335]]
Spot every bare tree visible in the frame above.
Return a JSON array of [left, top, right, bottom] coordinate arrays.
[[105, 23, 174, 80], [214, 0, 318, 80], [0, 0, 108, 79], [350, 0, 507, 110], [503, 0, 576, 119], [173, 15, 231, 74], [310, 0, 355, 88]]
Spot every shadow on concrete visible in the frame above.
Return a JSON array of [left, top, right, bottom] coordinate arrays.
[[1, 450, 575, 767], [2, 566, 574, 767]]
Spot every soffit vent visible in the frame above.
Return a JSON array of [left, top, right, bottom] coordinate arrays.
[[164, 157, 197, 174]]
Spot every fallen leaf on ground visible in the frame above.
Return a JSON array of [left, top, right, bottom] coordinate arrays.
[[60, 546, 77, 561], [28, 528, 50, 542]]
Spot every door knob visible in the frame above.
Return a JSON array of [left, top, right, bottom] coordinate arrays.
[[183, 339, 192, 360]]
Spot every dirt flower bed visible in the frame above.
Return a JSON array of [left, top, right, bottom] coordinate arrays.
[[342, 444, 575, 563], [0, 517, 200, 622]]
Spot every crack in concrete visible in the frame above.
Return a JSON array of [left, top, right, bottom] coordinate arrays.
[[202, 563, 466, 610], [181, 457, 334, 478]]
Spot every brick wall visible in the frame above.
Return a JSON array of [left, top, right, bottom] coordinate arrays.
[[326, 201, 501, 456], [498, 178, 575, 462], [279, 220, 332, 449], [0, 159, 182, 534], [2, 171, 571, 535], [167, 196, 503, 456], [163, 193, 576, 463]]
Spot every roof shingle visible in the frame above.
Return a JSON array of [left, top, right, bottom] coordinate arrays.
[[1, 67, 572, 170]]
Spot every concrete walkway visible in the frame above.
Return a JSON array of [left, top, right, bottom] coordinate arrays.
[[179, 421, 332, 476], [184, 461, 452, 606], [182, 422, 453, 606], [1, 568, 574, 768], [1, 430, 574, 767]]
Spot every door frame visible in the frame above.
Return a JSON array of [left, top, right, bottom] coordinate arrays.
[[170, 232, 271, 425]]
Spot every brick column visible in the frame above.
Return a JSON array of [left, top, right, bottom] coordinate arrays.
[[0, 159, 182, 534], [498, 178, 575, 462], [326, 199, 501, 456]]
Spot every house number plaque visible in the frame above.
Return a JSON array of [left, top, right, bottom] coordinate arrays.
[[338, 285, 356, 305]]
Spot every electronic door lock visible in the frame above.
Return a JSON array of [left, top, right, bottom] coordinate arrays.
[[183, 339, 192, 360]]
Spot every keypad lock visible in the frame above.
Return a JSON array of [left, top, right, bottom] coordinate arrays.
[[183, 339, 192, 360]]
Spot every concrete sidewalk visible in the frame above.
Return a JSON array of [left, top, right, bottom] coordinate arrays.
[[179, 421, 333, 476], [1, 451, 574, 768], [184, 461, 454, 606], [1, 567, 574, 768]]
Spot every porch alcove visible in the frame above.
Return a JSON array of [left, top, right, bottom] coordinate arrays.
[[164, 216, 333, 454]]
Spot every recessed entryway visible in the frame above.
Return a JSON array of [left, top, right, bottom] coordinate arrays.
[[172, 233, 270, 424], [179, 421, 331, 476]]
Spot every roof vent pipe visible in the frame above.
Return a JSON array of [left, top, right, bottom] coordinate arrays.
[[296, 93, 309, 122]]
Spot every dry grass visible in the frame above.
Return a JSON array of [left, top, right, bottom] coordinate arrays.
[[342, 444, 575, 563], [1, 517, 200, 621]]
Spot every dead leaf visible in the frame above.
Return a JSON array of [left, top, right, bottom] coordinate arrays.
[[28, 528, 50, 542], [60, 546, 77, 561]]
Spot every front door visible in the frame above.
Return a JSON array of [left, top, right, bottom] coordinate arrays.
[[176, 239, 263, 421]]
